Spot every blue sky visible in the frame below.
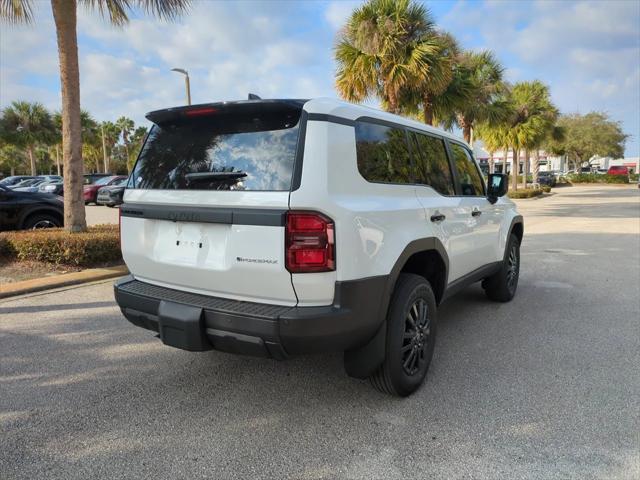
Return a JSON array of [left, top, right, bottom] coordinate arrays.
[[1, 0, 639, 156]]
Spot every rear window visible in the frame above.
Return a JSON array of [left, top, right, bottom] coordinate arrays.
[[129, 107, 301, 191]]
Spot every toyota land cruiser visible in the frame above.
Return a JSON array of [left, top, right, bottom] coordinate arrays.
[[114, 98, 523, 396]]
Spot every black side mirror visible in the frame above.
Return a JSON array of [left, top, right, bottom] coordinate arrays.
[[487, 173, 508, 203]]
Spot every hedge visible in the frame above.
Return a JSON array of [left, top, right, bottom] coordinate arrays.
[[508, 188, 544, 199], [0, 224, 121, 267], [566, 173, 629, 184]]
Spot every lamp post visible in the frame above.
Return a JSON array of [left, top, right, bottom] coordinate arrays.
[[171, 68, 191, 105]]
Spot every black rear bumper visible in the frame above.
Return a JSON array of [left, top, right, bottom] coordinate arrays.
[[114, 275, 387, 359]]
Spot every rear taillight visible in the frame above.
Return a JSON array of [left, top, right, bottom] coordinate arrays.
[[285, 211, 335, 273]]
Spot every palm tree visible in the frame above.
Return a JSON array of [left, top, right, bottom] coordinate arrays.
[[1, 0, 189, 232], [439, 50, 507, 144], [334, 0, 443, 114], [0, 145, 27, 176], [116, 116, 135, 172], [396, 31, 461, 125], [505, 81, 558, 190], [476, 122, 508, 174], [0, 101, 56, 175], [100, 121, 121, 173]]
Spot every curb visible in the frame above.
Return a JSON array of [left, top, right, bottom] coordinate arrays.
[[0, 265, 128, 299]]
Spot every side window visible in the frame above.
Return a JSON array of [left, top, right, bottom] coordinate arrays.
[[355, 121, 412, 184], [410, 132, 455, 196], [450, 143, 485, 196]]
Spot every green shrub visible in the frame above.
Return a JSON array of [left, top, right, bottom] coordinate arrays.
[[540, 185, 552, 193], [630, 173, 639, 182], [507, 188, 544, 199], [567, 173, 629, 184], [0, 224, 121, 267]]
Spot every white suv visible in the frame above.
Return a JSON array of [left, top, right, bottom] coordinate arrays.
[[115, 98, 523, 396]]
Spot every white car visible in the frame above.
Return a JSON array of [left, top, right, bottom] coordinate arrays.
[[114, 98, 523, 396]]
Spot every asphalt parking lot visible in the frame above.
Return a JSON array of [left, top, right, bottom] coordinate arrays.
[[1, 185, 639, 479]]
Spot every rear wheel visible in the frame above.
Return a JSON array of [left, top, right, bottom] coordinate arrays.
[[483, 233, 520, 302], [369, 273, 437, 397], [22, 213, 61, 229]]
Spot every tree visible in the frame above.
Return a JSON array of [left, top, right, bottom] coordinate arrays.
[[1, 0, 189, 232], [116, 116, 135, 172], [334, 0, 443, 114], [439, 50, 507, 143], [546, 112, 628, 171], [499, 81, 557, 191], [395, 31, 460, 125], [0, 101, 56, 175], [128, 125, 148, 170], [100, 121, 121, 173], [0, 145, 27, 176]]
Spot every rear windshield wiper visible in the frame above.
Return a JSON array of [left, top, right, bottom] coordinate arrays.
[[185, 171, 247, 183]]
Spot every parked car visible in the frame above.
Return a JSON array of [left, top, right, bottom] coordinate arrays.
[[11, 178, 46, 190], [114, 98, 523, 397], [84, 175, 127, 204], [537, 171, 556, 187], [96, 177, 128, 207], [38, 175, 63, 183], [607, 166, 629, 176], [0, 175, 38, 187], [84, 173, 113, 185], [39, 180, 64, 195], [0, 184, 64, 230]]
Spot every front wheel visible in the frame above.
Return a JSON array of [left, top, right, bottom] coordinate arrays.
[[483, 233, 520, 302], [369, 273, 437, 397]]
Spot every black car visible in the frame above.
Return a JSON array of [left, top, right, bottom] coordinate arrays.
[[537, 171, 557, 187], [0, 184, 64, 231], [96, 177, 128, 207]]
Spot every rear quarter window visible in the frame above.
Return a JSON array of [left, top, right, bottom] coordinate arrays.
[[354, 121, 412, 184]]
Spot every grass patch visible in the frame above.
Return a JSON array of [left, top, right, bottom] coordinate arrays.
[[0, 224, 121, 267], [567, 173, 629, 184], [508, 188, 544, 199]]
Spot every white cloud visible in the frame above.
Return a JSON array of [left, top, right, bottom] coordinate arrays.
[[325, 1, 360, 31]]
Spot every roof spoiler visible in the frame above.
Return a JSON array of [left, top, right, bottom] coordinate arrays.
[[145, 99, 307, 125]]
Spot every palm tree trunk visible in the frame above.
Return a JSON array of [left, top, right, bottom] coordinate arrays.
[[511, 147, 518, 191], [27, 146, 36, 175], [489, 151, 495, 174], [522, 150, 529, 189], [11, 166, 15, 176], [422, 94, 434, 125], [532, 150, 540, 184], [462, 122, 472, 144], [386, 86, 399, 114], [101, 125, 108, 173], [52, 0, 86, 232]]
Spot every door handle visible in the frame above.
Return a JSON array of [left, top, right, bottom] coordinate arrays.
[[430, 213, 446, 222], [471, 209, 482, 217]]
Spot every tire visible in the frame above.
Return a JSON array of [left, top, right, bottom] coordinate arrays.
[[369, 273, 437, 397], [483, 233, 520, 302], [22, 213, 62, 229]]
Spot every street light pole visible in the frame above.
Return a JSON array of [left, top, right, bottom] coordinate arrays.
[[171, 68, 191, 105]]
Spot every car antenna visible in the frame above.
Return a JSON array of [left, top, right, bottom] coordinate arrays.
[[248, 93, 261, 100]]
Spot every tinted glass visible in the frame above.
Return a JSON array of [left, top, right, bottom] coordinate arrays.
[[355, 121, 412, 184], [450, 143, 485, 196], [129, 109, 301, 191], [94, 176, 115, 186], [410, 132, 455, 196]]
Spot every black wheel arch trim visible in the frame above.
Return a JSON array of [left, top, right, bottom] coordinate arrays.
[[344, 237, 449, 379], [507, 215, 524, 247]]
